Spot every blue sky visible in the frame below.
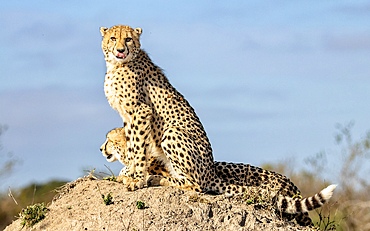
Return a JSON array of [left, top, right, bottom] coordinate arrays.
[[1, 1, 370, 191]]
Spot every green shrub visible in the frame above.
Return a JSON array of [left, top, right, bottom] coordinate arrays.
[[19, 203, 49, 227]]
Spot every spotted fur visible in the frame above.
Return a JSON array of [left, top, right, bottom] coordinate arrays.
[[101, 127, 336, 226], [100, 25, 336, 226]]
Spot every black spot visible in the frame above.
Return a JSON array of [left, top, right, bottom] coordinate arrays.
[[281, 198, 288, 210], [295, 199, 302, 212], [318, 192, 326, 204], [311, 196, 321, 209], [305, 199, 313, 211]]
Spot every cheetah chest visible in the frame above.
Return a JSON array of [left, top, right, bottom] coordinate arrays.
[[104, 73, 137, 123]]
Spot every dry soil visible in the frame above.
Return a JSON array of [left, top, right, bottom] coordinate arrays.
[[5, 176, 316, 231]]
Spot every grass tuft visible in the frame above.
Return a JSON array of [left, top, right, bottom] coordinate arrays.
[[19, 202, 48, 227], [102, 193, 114, 205], [136, 200, 145, 209]]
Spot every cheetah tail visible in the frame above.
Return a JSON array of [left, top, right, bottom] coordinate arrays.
[[277, 184, 337, 214]]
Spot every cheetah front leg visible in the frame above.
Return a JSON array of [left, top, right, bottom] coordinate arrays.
[[145, 127, 204, 192], [118, 104, 152, 190]]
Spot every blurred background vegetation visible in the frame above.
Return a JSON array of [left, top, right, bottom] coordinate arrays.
[[0, 124, 67, 229], [1, 122, 370, 230], [263, 122, 370, 230], [0, 125, 19, 180]]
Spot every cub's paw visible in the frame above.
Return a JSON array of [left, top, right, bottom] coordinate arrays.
[[117, 175, 146, 191]]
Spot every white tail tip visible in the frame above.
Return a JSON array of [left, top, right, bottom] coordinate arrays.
[[321, 184, 337, 200]]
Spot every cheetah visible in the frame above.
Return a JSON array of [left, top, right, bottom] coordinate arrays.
[[100, 24, 238, 194], [101, 127, 336, 226], [100, 24, 336, 225]]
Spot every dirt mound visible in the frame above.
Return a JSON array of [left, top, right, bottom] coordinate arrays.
[[5, 176, 315, 231]]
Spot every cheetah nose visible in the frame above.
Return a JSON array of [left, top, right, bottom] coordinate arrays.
[[117, 48, 125, 53]]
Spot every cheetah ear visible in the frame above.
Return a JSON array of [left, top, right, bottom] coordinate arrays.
[[134, 27, 142, 36], [100, 27, 109, 37]]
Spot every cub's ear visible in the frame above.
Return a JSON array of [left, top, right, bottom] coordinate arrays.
[[134, 27, 142, 36], [100, 27, 109, 37]]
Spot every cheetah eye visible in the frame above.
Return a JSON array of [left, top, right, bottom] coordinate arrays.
[[110, 37, 116, 41], [125, 37, 133, 42]]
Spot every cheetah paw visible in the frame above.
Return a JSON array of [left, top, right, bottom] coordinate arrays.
[[146, 175, 163, 186], [117, 175, 146, 191], [147, 175, 170, 187]]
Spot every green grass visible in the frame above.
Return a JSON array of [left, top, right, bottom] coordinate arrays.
[[102, 193, 114, 205], [19, 202, 49, 227], [136, 200, 145, 209]]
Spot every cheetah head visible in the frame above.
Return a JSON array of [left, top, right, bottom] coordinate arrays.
[[100, 127, 127, 164], [100, 25, 142, 66]]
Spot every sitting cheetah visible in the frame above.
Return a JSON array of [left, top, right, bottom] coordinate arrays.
[[100, 24, 336, 225], [101, 127, 336, 226], [100, 24, 243, 194]]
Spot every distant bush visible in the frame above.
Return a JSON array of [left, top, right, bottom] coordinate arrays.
[[263, 122, 370, 230]]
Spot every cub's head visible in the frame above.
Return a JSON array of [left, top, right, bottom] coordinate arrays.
[[100, 127, 127, 164], [100, 25, 142, 66]]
